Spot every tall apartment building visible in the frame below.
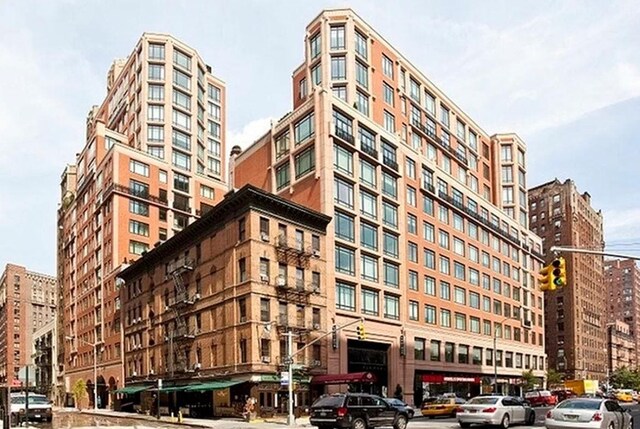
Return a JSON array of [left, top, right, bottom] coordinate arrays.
[[117, 185, 330, 416], [234, 8, 546, 403], [57, 33, 228, 408], [528, 179, 605, 380], [0, 264, 56, 385], [605, 259, 640, 369], [33, 320, 58, 399]]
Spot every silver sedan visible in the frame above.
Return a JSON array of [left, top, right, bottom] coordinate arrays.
[[545, 398, 633, 429], [457, 395, 535, 428]]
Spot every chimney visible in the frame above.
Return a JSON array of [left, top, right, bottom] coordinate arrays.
[[228, 145, 242, 190]]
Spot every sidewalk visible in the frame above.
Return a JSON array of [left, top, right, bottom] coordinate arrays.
[[68, 408, 312, 428]]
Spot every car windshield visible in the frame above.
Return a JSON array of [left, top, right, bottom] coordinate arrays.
[[468, 397, 499, 405], [557, 400, 601, 410], [387, 399, 404, 406], [435, 398, 453, 404], [11, 396, 49, 405], [312, 395, 344, 408]]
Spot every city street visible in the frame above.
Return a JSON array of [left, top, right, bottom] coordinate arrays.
[[15, 403, 640, 428]]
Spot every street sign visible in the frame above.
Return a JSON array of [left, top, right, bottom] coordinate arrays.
[[157, 379, 162, 390], [280, 372, 289, 386]]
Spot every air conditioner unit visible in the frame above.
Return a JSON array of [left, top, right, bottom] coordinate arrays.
[[261, 356, 271, 363], [149, 369, 155, 375], [260, 274, 269, 282], [132, 371, 138, 377], [137, 317, 142, 323], [194, 293, 201, 300], [276, 276, 286, 287], [194, 362, 202, 370], [261, 232, 270, 242], [312, 249, 320, 257], [313, 360, 321, 367], [313, 323, 321, 330], [523, 319, 532, 329]]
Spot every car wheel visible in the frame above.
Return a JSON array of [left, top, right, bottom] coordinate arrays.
[[607, 423, 614, 429], [352, 417, 366, 429], [500, 413, 510, 429], [527, 410, 535, 425], [459, 423, 471, 428], [394, 415, 407, 429]]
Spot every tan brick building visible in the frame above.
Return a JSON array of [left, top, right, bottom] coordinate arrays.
[[528, 179, 605, 381], [57, 33, 228, 407], [234, 8, 546, 403], [117, 185, 330, 417], [605, 258, 640, 369], [0, 264, 56, 385]]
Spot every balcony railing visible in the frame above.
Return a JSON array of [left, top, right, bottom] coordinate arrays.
[[334, 127, 355, 145], [382, 156, 399, 172], [361, 144, 378, 159], [110, 183, 168, 206]]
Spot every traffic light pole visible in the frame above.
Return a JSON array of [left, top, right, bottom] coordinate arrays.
[[550, 246, 640, 261], [284, 317, 364, 426]]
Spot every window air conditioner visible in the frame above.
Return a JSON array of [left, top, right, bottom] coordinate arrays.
[[261, 356, 271, 363]]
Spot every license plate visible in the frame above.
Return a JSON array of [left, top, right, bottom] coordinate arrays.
[[469, 410, 477, 413], [35, 414, 41, 418], [565, 415, 578, 420]]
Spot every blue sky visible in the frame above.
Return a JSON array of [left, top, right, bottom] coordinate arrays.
[[1, 0, 639, 275]]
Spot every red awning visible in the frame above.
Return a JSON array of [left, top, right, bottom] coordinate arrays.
[[311, 372, 377, 385]]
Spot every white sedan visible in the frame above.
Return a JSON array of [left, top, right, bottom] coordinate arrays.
[[457, 395, 535, 428], [545, 398, 633, 429]]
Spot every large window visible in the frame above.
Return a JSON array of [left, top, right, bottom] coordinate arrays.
[[295, 113, 314, 144], [360, 191, 377, 219], [129, 160, 149, 177], [335, 246, 355, 276], [173, 69, 191, 90], [295, 147, 315, 178], [361, 254, 378, 281], [331, 56, 346, 80], [382, 202, 397, 228], [129, 200, 149, 216], [360, 222, 378, 251], [148, 64, 164, 81], [424, 275, 435, 296], [383, 262, 399, 287], [148, 43, 165, 60], [382, 55, 393, 78], [334, 178, 354, 209], [173, 49, 191, 70], [172, 129, 191, 151], [276, 162, 290, 190], [129, 220, 149, 237], [172, 110, 191, 130], [147, 105, 164, 121], [430, 340, 441, 361], [336, 282, 355, 311], [172, 151, 191, 171], [360, 160, 377, 188], [129, 240, 148, 255], [148, 84, 164, 101], [335, 211, 355, 242], [330, 26, 345, 50], [310, 32, 321, 59], [355, 30, 368, 58], [383, 232, 399, 258], [425, 305, 436, 325], [361, 289, 378, 316], [384, 294, 399, 320], [381, 172, 397, 198], [355, 61, 368, 89], [173, 90, 191, 111]]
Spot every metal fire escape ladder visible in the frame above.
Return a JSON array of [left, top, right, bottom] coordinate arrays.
[[167, 258, 196, 372]]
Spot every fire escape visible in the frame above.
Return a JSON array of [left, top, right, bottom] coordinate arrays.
[[165, 257, 199, 374]]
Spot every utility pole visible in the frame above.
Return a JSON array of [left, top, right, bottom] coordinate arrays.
[[286, 331, 294, 426]]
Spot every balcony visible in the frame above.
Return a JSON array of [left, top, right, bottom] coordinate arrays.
[[275, 235, 314, 259], [382, 156, 399, 172], [421, 181, 436, 195], [360, 143, 378, 160], [172, 202, 192, 213], [334, 127, 355, 145], [109, 183, 168, 206]]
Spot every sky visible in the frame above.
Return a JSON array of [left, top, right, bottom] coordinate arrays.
[[1, 0, 639, 275]]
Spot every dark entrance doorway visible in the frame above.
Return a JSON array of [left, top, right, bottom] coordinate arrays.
[[347, 339, 389, 395]]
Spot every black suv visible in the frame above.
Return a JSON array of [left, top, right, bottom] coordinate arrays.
[[310, 393, 410, 429]]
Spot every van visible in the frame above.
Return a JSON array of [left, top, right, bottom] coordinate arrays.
[[524, 390, 557, 407], [9, 393, 53, 424]]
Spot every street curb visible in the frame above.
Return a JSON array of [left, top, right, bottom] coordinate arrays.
[[77, 409, 213, 428]]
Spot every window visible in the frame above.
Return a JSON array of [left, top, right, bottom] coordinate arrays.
[[147, 105, 164, 121], [360, 160, 376, 188], [383, 111, 395, 133], [148, 43, 165, 59], [408, 270, 418, 290], [129, 240, 148, 255], [295, 113, 314, 144], [381, 172, 397, 198], [439, 256, 450, 275], [129, 200, 149, 216], [148, 64, 164, 81], [430, 340, 441, 361], [410, 78, 420, 103], [173, 90, 191, 111], [172, 110, 191, 130], [444, 342, 454, 362], [200, 184, 214, 199], [129, 160, 149, 177], [333, 85, 346, 101], [172, 151, 191, 170], [384, 262, 399, 287], [311, 64, 322, 85], [355, 30, 368, 58], [355, 61, 368, 89], [330, 26, 345, 50], [383, 232, 399, 258], [440, 105, 450, 127], [439, 230, 449, 249], [455, 313, 466, 331], [172, 129, 191, 151], [409, 301, 419, 321], [173, 69, 191, 90], [360, 222, 378, 251], [173, 49, 191, 70], [423, 222, 435, 242], [310, 32, 321, 58], [356, 90, 369, 116], [208, 102, 221, 121], [147, 125, 164, 142], [424, 305, 436, 324], [335, 246, 355, 276], [276, 162, 290, 190], [335, 211, 355, 242], [382, 202, 397, 228], [440, 281, 451, 300], [361, 289, 379, 316], [424, 275, 435, 296], [148, 84, 164, 101], [454, 262, 466, 280], [336, 282, 355, 311], [299, 78, 307, 98], [454, 286, 466, 305], [331, 56, 346, 80], [360, 191, 377, 219], [383, 83, 394, 106], [295, 146, 315, 178], [407, 187, 416, 207], [407, 242, 418, 263], [361, 254, 378, 281], [129, 220, 149, 237], [424, 249, 435, 269], [384, 294, 399, 320], [334, 178, 354, 208], [382, 55, 393, 78], [469, 292, 480, 309]]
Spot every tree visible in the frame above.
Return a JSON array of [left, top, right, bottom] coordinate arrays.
[[72, 379, 88, 410], [546, 369, 563, 387], [521, 369, 538, 391], [610, 366, 640, 390]]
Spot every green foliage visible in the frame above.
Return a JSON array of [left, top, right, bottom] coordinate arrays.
[[72, 379, 88, 410], [521, 369, 538, 391], [610, 366, 640, 390], [546, 369, 563, 387]]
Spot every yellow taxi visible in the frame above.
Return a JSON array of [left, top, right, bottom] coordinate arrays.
[[615, 389, 634, 403], [421, 397, 466, 418]]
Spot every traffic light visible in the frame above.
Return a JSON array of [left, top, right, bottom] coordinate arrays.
[[550, 257, 567, 288], [356, 322, 366, 340], [538, 263, 554, 292]]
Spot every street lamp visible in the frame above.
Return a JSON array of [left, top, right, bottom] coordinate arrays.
[[66, 336, 103, 410], [493, 316, 517, 395]]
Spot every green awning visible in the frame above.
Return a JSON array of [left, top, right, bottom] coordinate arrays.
[[258, 374, 311, 384], [115, 385, 150, 394], [185, 380, 243, 392]]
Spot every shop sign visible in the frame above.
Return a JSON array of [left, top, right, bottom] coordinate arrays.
[[421, 374, 481, 383]]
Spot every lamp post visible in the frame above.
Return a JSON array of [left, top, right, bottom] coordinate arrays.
[[493, 316, 517, 394], [66, 336, 102, 410]]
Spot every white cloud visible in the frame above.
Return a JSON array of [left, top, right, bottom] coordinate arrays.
[[604, 208, 640, 242], [227, 117, 275, 152]]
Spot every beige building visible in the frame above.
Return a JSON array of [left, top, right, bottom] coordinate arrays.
[[605, 258, 640, 368], [33, 319, 58, 399], [117, 185, 330, 417], [58, 33, 228, 408], [606, 320, 635, 373], [234, 8, 546, 403], [528, 179, 605, 380], [0, 264, 56, 385]]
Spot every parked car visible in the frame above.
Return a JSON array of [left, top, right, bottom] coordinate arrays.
[[525, 390, 558, 407], [384, 398, 414, 419], [545, 398, 632, 429], [421, 397, 466, 418], [614, 390, 634, 403], [552, 389, 578, 402], [457, 395, 535, 428], [310, 393, 410, 429], [9, 393, 52, 424]]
